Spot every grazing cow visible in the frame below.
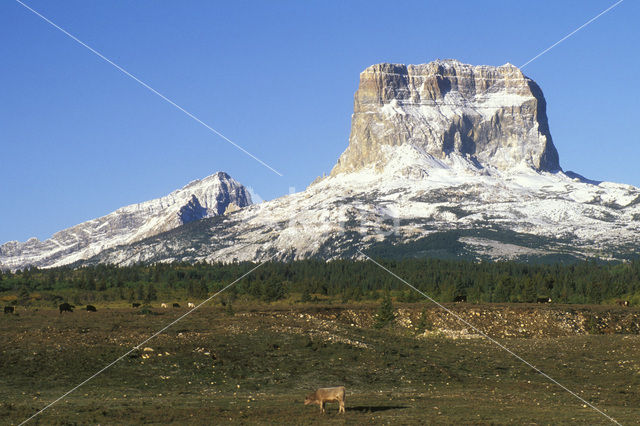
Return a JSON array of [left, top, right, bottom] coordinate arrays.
[[187, 302, 195, 308], [4, 306, 14, 314], [59, 303, 74, 314], [537, 297, 552, 303], [172, 303, 180, 308], [453, 295, 467, 303], [132, 303, 141, 308], [616, 299, 629, 307], [86, 305, 97, 312], [304, 386, 346, 414], [161, 303, 168, 308]]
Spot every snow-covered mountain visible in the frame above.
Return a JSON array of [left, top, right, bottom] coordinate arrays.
[[0, 172, 252, 270], [79, 153, 640, 266], [77, 60, 639, 266], [3, 60, 639, 269]]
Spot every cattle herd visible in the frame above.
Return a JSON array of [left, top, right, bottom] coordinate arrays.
[[2, 301, 200, 315], [2, 298, 633, 316], [452, 296, 554, 303]]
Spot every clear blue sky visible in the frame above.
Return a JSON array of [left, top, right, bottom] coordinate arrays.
[[1, 0, 638, 243]]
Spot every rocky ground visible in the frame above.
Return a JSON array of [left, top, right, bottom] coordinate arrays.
[[1, 302, 639, 424]]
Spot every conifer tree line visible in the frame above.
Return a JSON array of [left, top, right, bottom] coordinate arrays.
[[1, 258, 640, 305]]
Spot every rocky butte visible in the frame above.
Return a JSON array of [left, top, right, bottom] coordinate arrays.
[[332, 60, 560, 175], [2, 60, 639, 269]]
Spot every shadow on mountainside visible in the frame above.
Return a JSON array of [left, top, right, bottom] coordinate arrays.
[[564, 170, 603, 185]]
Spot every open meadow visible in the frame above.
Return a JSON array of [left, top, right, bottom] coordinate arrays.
[[1, 302, 639, 425]]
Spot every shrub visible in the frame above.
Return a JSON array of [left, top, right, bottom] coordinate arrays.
[[584, 314, 602, 334], [137, 305, 158, 315]]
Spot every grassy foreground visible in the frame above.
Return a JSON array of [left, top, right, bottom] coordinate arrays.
[[1, 303, 639, 425]]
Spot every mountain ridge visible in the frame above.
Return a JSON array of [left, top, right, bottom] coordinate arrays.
[[3, 60, 639, 269], [77, 162, 640, 267], [77, 60, 638, 266], [0, 171, 252, 270]]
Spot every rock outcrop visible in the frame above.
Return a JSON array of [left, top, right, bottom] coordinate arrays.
[[331, 60, 560, 175], [0, 172, 252, 270]]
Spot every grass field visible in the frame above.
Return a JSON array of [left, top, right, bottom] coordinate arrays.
[[1, 302, 639, 424]]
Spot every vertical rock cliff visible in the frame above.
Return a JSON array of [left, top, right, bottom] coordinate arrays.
[[331, 60, 560, 175]]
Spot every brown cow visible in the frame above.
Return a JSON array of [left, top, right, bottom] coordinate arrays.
[[616, 299, 629, 307], [304, 386, 345, 414]]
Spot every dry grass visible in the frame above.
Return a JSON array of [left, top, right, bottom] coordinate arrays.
[[1, 303, 639, 424]]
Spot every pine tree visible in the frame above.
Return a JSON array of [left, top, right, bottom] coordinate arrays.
[[136, 283, 145, 300], [522, 277, 537, 303], [301, 287, 312, 303], [145, 283, 157, 302], [225, 300, 235, 316], [415, 308, 433, 334], [18, 286, 30, 302], [197, 280, 209, 299], [374, 291, 396, 329]]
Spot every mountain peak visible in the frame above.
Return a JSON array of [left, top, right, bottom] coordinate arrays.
[[182, 171, 231, 189], [331, 60, 560, 176], [0, 171, 252, 270]]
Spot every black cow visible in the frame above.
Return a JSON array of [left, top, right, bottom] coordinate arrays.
[[59, 303, 74, 314], [453, 295, 467, 303], [536, 297, 552, 303], [4, 306, 14, 314], [132, 303, 141, 308], [172, 303, 180, 308], [616, 299, 629, 307], [86, 305, 97, 312]]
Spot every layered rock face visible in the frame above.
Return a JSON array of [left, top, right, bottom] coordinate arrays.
[[0, 172, 252, 270], [331, 60, 560, 175]]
